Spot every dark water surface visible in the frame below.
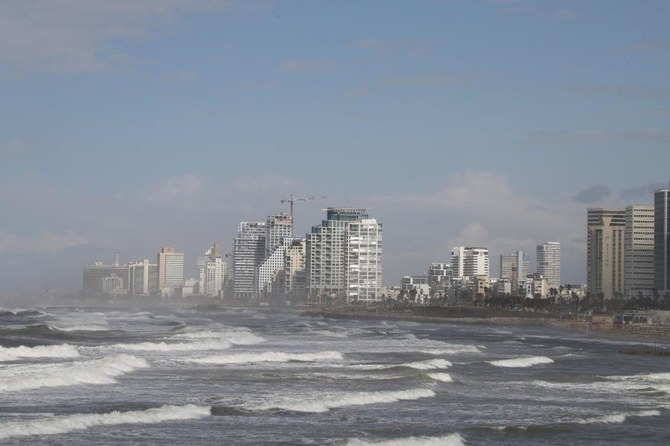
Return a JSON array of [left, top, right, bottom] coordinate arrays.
[[1, 303, 669, 445]]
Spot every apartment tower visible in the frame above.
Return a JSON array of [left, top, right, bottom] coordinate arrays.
[[307, 208, 383, 303], [157, 246, 184, 296], [624, 205, 655, 297], [537, 242, 561, 290], [655, 189, 670, 293], [587, 208, 625, 298]]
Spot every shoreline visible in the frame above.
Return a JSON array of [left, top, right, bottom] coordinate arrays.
[[302, 305, 670, 348]]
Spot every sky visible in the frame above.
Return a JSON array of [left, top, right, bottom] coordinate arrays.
[[1, 0, 670, 295]]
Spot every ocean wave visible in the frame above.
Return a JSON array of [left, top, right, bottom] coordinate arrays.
[[346, 433, 464, 446], [0, 404, 211, 440], [528, 378, 670, 397], [0, 344, 80, 362], [402, 359, 452, 370], [608, 372, 670, 383], [53, 325, 111, 332], [107, 339, 232, 352], [172, 329, 265, 345], [0, 354, 148, 392], [252, 388, 435, 413], [576, 409, 660, 425], [427, 373, 453, 383], [347, 358, 452, 372], [488, 356, 554, 368], [189, 351, 344, 365]]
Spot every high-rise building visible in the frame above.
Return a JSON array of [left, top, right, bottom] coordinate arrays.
[[451, 247, 489, 279], [284, 238, 307, 301], [233, 222, 266, 299], [197, 243, 226, 297], [259, 238, 292, 295], [83, 259, 128, 294], [587, 208, 625, 298], [266, 213, 293, 256], [500, 251, 529, 295], [346, 217, 383, 302], [307, 208, 383, 303], [257, 213, 294, 297], [655, 189, 670, 293], [537, 242, 561, 290], [157, 246, 184, 296], [128, 259, 158, 296], [625, 205, 655, 297]]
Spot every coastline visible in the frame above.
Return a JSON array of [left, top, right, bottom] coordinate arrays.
[[302, 305, 670, 348]]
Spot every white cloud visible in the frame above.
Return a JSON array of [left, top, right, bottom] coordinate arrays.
[[0, 230, 88, 254], [0, 0, 232, 75], [367, 171, 585, 281]]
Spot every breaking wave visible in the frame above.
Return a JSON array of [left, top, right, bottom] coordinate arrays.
[[173, 329, 266, 345], [576, 410, 660, 425], [0, 344, 80, 362], [0, 404, 211, 440], [253, 388, 435, 413], [108, 339, 231, 352], [190, 351, 344, 365], [0, 354, 148, 392], [402, 359, 452, 370], [427, 373, 453, 383], [488, 356, 554, 368], [346, 433, 465, 446]]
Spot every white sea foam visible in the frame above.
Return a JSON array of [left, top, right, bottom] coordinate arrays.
[[0, 354, 148, 392], [488, 356, 554, 368], [427, 373, 453, 383], [253, 388, 435, 413], [0, 404, 210, 440], [608, 372, 670, 383], [0, 344, 80, 362], [402, 359, 452, 370], [173, 329, 265, 345], [418, 345, 482, 355], [576, 410, 660, 425], [109, 339, 232, 352], [346, 433, 465, 446], [190, 350, 344, 365], [54, 325, 110, 332]]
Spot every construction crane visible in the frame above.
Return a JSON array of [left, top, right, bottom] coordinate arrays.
[[280, 194, 327, 233]]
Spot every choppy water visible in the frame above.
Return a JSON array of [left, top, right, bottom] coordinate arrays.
[[1, 302, 669, 445]]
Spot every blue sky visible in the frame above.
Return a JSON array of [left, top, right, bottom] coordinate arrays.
[[1, 0, 669, 294]]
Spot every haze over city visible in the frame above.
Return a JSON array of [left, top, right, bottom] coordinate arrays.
[[2, 0, 670, 294]]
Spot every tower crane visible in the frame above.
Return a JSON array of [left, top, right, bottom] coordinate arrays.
[[280, 194, 327, 234]]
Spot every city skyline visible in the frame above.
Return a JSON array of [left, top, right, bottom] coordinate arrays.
[[1, 1, 670, 294]]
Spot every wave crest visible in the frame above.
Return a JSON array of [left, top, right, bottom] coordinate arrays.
[[190, 351, 344, 365], [346, 433, 465, 446], [0, 404, 211, 440], [488, 356, 554, 368], [0, 354, 148, 392], [254, 388, 435, 413], [0, 344, 80, 362]]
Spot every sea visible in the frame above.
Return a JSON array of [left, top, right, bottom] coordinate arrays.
[[1, 300, 669, 445]]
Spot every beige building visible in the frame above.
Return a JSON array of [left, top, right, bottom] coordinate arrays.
[[500, 251, 528, 295], [624, 205, 655, 297], [157, 246, 184, 296], [587, 208, 625, 298]]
